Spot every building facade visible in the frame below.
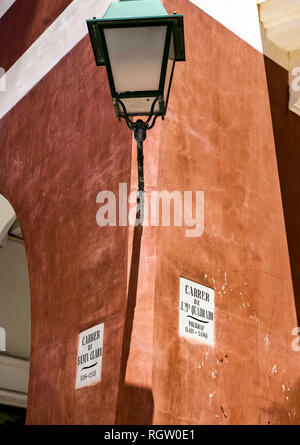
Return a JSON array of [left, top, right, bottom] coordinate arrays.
[[1, 0, 300, 425]]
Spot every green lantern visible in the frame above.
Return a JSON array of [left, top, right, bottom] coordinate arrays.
[[87, 0, 185, 119], [87, 0, 185, 223]]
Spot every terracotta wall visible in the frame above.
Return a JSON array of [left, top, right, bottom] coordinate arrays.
[[1, 0, 300, 425], [150, 0, 300, 424], [120, 0, 300, 425], [0, 0, 73, 71], [0, 32, 132, 423]]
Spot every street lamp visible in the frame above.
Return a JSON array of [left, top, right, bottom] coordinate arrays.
[[87, 0, 185, 218]]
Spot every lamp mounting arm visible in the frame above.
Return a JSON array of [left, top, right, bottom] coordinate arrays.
[[113, 97, 163, 224], [114, 97, 164, 196], [114, 97, 163, 132]]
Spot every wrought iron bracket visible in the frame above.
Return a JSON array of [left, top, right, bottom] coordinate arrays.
[[114, 96, 164, 134], [113, 97, 163, 224]]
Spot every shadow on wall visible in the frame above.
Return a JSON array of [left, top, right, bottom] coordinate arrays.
[[116, 203, 154, 424], [263, 55, 300, 326], [118, 384, 154, 425]]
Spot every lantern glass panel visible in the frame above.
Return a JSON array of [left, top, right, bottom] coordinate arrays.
[[103, 25, 167, 93], [119, 97, 160, 116]]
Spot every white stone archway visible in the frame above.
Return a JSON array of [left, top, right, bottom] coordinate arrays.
[[0, 194, 30, 409]]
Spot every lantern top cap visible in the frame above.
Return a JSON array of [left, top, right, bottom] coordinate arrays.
[[103, 0, 168, 20]]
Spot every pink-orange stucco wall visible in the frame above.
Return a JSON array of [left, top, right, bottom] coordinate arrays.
[[119, 0, 300, 425], [0, 33, 132, 423], [0, 0, 300, 425]]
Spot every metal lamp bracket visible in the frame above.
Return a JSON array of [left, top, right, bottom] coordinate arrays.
[[113, 96, 164, 223]]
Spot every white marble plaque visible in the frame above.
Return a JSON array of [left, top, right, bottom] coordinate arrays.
[[75, 323, 104, 389], [179, 277, 214, 345]]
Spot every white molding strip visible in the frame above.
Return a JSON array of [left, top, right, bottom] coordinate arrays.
[[0, 0, 16, 19], [0, 327, 6, 351], [0, 388, 27, 408], [0, 194, 16, 246], [0, 354, 29, 400], [189, 0, 263, 53], [0, 0, 117, 120]]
